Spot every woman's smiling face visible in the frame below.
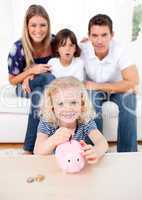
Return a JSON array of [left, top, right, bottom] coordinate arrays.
[[28, 15, 48, 43]]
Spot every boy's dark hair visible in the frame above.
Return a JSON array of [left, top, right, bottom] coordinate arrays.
[[88, 14, 113, 34], [53, 28, 81, 57]]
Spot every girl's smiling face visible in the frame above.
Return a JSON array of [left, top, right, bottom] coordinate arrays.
[[52, 87, 82, 127]]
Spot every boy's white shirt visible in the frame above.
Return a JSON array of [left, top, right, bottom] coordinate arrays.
[[48, 57, 85, 81], [80, 40, 133, 83]]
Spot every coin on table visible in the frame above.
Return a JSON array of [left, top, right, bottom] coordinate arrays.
[[26, 177, 35, 183], [35, 174, 45, 182]]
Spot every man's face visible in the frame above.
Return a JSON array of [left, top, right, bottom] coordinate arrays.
[[89, 25, 113, 59]]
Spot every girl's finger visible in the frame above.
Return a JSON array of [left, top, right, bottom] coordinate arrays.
[[82, 145, 93, 152], [87, 158, 98, 164], [80, 140, 86, 147], [26, 87, 31, 93], [85, 153, 97, 160], [83, 147, 93, 153]]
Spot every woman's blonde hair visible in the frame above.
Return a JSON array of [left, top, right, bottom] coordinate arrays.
[[41, 76, 95, 127], [22, 4, 51, 68]]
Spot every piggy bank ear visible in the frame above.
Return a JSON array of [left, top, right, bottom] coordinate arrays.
[[55, 145, 65, 156]]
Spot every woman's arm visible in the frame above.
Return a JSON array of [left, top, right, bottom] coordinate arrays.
[[9, 69, 33, 85], [9, 64, 51, 85]]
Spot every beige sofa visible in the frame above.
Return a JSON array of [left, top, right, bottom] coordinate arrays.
[[0, 86, 30, 142]]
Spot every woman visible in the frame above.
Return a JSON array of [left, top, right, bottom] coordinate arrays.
[[8, 4, 55, 154]]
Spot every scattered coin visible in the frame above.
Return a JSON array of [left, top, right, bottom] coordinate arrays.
[[26, 177, 35, 183], [35, 174, 45, 182]]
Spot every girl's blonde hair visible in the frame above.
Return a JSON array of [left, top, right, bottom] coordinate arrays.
[[41, 76, 95, 126], [22, 4, 51, 68]]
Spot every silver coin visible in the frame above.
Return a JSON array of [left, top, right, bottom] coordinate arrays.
[[26, 177, 34, 183]]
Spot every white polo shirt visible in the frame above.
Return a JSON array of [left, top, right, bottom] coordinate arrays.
[[80, 40, 132, 83]]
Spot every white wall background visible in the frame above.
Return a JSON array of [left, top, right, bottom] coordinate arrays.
[[0, 0, 138, 88]]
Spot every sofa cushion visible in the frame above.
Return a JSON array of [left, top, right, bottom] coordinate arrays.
[[0, 96, 30, 114], [0, 85, 30, 114]]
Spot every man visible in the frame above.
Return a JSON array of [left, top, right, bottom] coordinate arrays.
[[81, 14, 139, 152]]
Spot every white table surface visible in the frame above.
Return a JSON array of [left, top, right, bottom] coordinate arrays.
[[0, 152, 142, 200]]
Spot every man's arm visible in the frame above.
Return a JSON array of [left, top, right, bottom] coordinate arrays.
[[85, 65, 139, 93]]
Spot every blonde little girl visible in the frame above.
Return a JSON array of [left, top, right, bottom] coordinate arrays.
[[34, 76, 108, 164]]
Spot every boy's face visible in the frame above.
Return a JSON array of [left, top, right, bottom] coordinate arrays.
[[58, 38, 76, 64], [89, 25, 113, 59], [52, 87, 82, 127]]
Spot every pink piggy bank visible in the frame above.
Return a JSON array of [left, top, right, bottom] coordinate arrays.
[[55, 140, 85, 173]]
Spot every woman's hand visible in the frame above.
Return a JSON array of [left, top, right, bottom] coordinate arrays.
[[22, 75, 34, 93], [29, 64, 51, 75], [54, 127, 74, 146], [80, 140, 99, 164]]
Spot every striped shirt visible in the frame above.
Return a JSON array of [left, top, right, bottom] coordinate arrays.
[[38, 118, 97, 143]]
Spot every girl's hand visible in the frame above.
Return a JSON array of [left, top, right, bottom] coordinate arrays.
[[30, 64, 51, 75], [80, 140, 98, 164], [54, 127, 74, 146], [22, 75, 34, 93]]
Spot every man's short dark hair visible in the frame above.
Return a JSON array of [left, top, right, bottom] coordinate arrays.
[[88, 14, 113, 34]]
